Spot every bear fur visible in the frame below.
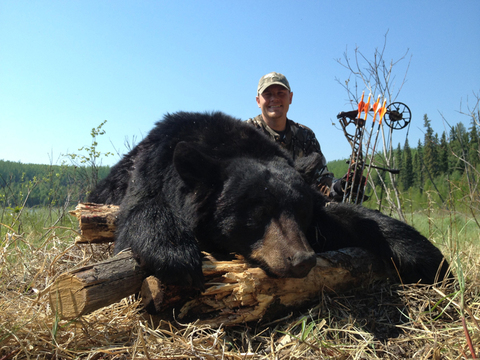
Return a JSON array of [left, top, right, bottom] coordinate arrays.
[[88, 111, 450, 290]]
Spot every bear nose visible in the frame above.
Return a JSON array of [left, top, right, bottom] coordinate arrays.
[[289, 252, 317, 278]]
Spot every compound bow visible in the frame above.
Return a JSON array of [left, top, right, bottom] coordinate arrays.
[[336, 93, 412, 204]]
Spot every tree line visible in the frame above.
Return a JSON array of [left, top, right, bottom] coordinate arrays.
[[395, 114, 479, 191], [1, 120, 114, 213], [1, 112, 478, 214], [389, 112, 479, 212], [322, 112, 479, 213], [0, 160, 110, 209]]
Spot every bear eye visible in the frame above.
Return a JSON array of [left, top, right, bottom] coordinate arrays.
[[243, 202, 274, 228], [253, 206, 269, 220], [246, 208, 264, 225]]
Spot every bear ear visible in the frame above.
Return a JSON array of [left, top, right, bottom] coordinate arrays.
[[173, 141, 221, 188], [294, 152, 327, 184]]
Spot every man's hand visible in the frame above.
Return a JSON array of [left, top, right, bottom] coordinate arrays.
[[333, 172, 368, 203], [317, 176, 333, 197]]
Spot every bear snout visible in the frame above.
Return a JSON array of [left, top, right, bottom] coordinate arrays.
[[249, 213, 316, 278], [250, 244, 316, 279], [288, 252, 317, 278]]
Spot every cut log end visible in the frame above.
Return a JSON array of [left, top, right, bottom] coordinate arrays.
[[49, 249, 147, 319], [69, 203, 119, 244]]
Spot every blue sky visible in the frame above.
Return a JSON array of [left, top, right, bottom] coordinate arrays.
[[1, 1, 479, 167]]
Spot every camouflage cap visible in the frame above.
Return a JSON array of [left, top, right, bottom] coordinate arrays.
[[257, 72, 291, 95]]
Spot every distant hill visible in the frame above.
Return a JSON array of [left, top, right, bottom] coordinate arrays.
[[326, 158, 349, 178], [0, 160, 110, 208]]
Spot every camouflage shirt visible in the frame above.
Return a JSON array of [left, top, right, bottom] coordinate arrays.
[[246, 115, 334, 185]]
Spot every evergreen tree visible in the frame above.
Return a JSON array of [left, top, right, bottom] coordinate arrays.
[[449, 123, 468, 174], [448, 126, 460, 173], [423, 114, 439, 177], [395, 143, 403, 189], [402, 138, 414, 189], [395, 142, 403, 168], [413, 139, 424, 192], [468, 113, 479, 167], [438, 132, 449, 174]]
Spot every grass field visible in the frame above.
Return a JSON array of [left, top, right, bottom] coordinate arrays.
[[1, 205, 479, 359]]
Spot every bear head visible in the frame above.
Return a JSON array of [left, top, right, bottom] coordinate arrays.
[[173, 140, 319, 279]]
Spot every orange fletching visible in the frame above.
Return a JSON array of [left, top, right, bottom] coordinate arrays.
[[372, 95, 381, 122], [378, 99, 387, 124], [357, 92, 365, 118], [363, 93, 371, 120]]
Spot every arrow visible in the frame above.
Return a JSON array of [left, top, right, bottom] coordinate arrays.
[[363, 93, 371, 120], [357, 92, 365, 119], [378, 99, 387, 124], [371, 95, 381, 122]]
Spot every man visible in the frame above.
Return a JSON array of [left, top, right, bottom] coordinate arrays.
[[246, 72, 345, 201]]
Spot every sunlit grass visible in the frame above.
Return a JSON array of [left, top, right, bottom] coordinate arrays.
[[0, 203, 479, 359]]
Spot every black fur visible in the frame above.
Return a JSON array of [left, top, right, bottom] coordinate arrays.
[[310, 202, 449, 283], [89, 111, 449, 289]]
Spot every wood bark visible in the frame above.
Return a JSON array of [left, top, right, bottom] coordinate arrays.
[[49, 246, 389, 325], [49, 249, 147, 319], [179, 247, 389, 326], [55, 203, 391, 325]]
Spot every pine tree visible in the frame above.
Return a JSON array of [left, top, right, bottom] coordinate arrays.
[[449, 123, 468, 174], [439, 132, 449, 174], [423, 114, 439, 178], [402, 138, 414, 189], [395, 143, 403, 189], [448, 127, 460, 173], [413, 139, 424, 191], [468, 113, 479, 167]]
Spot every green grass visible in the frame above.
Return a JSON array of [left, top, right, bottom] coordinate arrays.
[[1, 206, 76, 245], [405, 209, 479, 248]]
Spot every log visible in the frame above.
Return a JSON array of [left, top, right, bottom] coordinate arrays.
[[69, 203, 119, 244], [58, 203, 392, 324], [179, 247, 389, 326], [49, 249, 147, 319], [49, 246, 390, 325]]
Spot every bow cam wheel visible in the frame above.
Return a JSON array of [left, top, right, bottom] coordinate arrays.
[[384, 102, 411, 130]]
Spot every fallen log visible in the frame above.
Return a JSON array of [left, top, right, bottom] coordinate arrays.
[[69, 203, 118, 244], [54, 203, 392, 324], [178, 247, 389, 326], [48, 246, 390, 325], [48, 249, 147, 319]]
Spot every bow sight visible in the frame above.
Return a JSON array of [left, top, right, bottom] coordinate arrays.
[[336, 93, 412, 204]]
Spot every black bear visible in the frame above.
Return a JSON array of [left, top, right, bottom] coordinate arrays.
[[88, 111, 449, 290]]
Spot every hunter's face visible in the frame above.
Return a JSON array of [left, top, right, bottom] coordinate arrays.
[[256, 85, 293, 125]]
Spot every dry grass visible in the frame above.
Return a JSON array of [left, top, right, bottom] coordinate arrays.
[[1, 224, 479, 359]]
